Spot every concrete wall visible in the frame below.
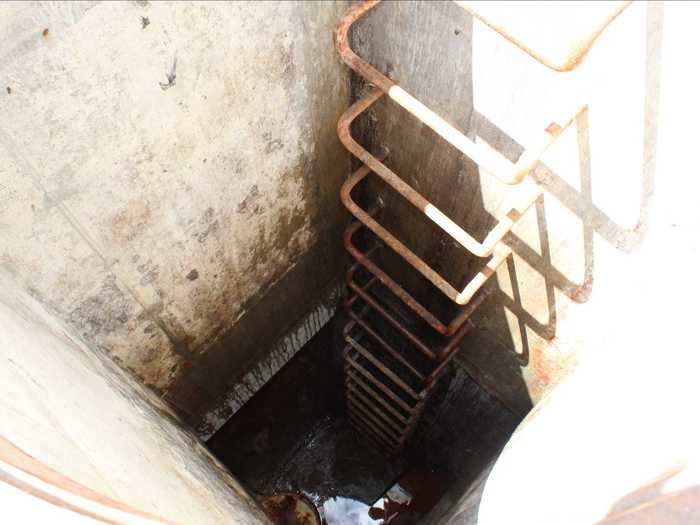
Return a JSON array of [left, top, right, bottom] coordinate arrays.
[[0, 1, 349, 427], [0, 270, 268, 524], [474, 318, 700, 525], [473, 219, 700, 525], [352, 1, 667, 416]]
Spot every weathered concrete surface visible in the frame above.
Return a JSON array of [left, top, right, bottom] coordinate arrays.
[[0, 270, 269, 524], [351, 1, 665, 415], [0, 1, 349, 420], [475, 260, 700, 525], [412, 366, 519, 525], [195, 281, 344, 439], [208, 315, 517, 524], [208, 318, 406, 509]]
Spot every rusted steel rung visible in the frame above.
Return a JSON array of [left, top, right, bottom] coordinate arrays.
[[346, 282, 437, 361], [347, 400, 402, 444], [348, 413, 398, 451], [345, 276, 477, 364], [345, 350, 418, 415], [347, 379, 425, 449], [347, 395, 405, 441], [343, 297, 474, 448], [336, 0, 629, 454], [346, 380, 407, 433], [344, 327, 462, 450], [345, 219, 489, 336], [344, 315, 426, 381], [335, 0, 583, 189], [344, 363, 417, 424], [345, 333, 422, 400], [346, 370, 411, 424], [343, 285, 478, 450], [453, 1, 632, 72], [349, 415, 399, 455], [347, 384, 420, 447], [340, 141, 518, 305]]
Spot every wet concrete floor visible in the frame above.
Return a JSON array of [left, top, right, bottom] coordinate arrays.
[[207, 315, 520, 524]]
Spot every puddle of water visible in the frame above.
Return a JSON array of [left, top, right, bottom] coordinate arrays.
[[317, 468, 447, 524], [321, 496, 383, 525]]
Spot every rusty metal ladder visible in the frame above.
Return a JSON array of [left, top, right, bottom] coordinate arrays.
[[334, 0, 630, 454]]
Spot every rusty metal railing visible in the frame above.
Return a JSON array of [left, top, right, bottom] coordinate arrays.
[[336, 0, 628, 453]]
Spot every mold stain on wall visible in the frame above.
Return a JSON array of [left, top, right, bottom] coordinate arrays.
[[0, 0, 350, 419]]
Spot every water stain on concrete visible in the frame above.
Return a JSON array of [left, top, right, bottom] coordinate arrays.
[[68, 275, 133, 339], [237, 185, 262, 214]]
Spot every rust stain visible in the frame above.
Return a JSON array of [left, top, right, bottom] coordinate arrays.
[[0, 437, 176, 524], [259, 493, 320, 525], [530, 345, 577, 392], [531, 346, 552, 385], [545, 122, 564, 137], [596, 466, 700, 524], [110, 201, 152, 243], [570, 274, 594, 303]]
